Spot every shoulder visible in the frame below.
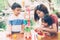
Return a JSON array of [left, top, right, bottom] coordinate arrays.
[[7, 14, 14, 20], [19, 12, 24, 19], [50, 14, 58, 23], [50, 14, 58, 18]]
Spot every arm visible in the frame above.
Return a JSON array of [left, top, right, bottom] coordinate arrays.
[[7, 20, 12, 33], [42, 24, 57, 33], [6, 21, 12, 36], [21, 24, 25, 32], [21, 19, 25, 33]]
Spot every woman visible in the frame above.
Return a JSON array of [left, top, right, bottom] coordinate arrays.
[[34, 4, 49, 30], [34, 4, 49, 21]]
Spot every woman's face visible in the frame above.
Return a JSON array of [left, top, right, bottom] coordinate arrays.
[[36, 10, 44, 18]]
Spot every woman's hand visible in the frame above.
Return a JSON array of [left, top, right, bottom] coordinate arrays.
[[43, 31, 50, 36], [35, 27, 43, 33], [35, 27, 40, 32]]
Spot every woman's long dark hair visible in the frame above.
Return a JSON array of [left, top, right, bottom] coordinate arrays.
[[34, 9, 40, 21], [34, 4, 49, 21]]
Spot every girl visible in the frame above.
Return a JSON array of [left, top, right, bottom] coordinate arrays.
[[41, 15, 58, 36]]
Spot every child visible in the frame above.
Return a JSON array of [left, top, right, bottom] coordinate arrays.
[[40, 15, 58, 36], [7, 3, 24, 34]]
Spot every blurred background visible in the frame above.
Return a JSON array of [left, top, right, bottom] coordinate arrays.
[[0, 0, 60, 40], [0, 0, 60, 30]]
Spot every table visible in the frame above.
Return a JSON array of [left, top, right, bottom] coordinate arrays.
[[8, 33, 58, 40], [42, 35, 58, 40], [8, 33, 31, 40]]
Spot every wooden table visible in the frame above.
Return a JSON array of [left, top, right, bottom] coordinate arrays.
[[42, 35, 58, 40], [8, 33, 58, 40], [9, 33, 31, 40]]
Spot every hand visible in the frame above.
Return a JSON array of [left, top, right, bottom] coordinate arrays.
[[43, 31, 50, 36], [39, 27, 48, 33], [35, 27, 43, 33], [35, 28, 41, 33]]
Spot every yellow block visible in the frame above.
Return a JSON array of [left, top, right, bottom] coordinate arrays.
[[13, 34, 17, 40], [37, 35, 44, 40]]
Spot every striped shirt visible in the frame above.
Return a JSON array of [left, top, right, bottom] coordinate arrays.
[[8, 14, 24, 32]]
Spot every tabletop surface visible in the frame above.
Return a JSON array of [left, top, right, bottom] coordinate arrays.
[[8, 33, 58, 40]]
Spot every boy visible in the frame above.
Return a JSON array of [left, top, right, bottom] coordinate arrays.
[[7, 3, 24, 35]]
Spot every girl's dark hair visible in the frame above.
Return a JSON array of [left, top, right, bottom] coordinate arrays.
[[11, 2, 22, 10], [34, 4, 49, 21], [42, 15, 53, 26]]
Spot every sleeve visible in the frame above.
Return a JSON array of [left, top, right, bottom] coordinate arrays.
[[50, 14, 58, 31], [50, 14, 58, 23], [20, 13, 25, 25]]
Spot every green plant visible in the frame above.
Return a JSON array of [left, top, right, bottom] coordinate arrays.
[[0, 21, 6, 30]]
